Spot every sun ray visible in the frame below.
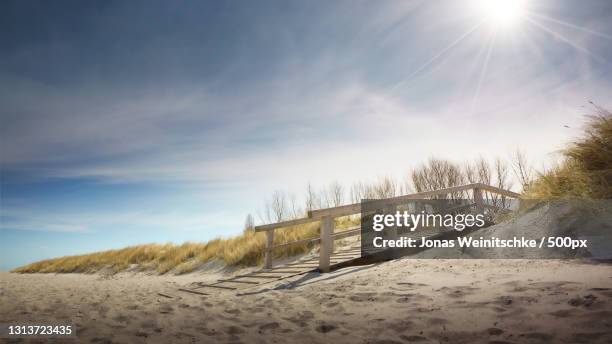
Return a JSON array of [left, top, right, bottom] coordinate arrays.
[[457, 32, 491, 99], [388, 21, 484, 93], [470, 30, 497, 114], [525, 16, 607, 63], [528, 12, 612, 40]]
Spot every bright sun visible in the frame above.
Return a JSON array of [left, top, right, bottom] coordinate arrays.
[[471, 0, 528, 30]]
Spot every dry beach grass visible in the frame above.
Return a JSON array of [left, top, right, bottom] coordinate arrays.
[[12, 217, 359, 274]]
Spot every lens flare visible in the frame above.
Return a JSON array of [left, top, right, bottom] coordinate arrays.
[[471, 0, 528, 30]]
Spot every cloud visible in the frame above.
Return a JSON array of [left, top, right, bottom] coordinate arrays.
[[0, 206, 242, 235], [1, 0, 611, 191]]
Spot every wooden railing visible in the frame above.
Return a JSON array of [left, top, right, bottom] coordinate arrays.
[[254, 183, 520, 272]]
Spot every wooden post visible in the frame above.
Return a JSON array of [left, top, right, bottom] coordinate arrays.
[[330, 219, 335, 254], [386, 204, 398, 241], [264, 230, 274, 269], [319, 216, 333, 273], [386, 203, 399, 258], [473, 187, 484, 214]]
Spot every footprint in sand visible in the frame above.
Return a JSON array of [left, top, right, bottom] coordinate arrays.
[[301, 310, 314, 319], [258, 322, 280, 332], [159, 305, 173, 314], [97, 305, 110, 318], [315, 322, 337, 333], [549, 308, 581, 318], [395, 294, 416, 303], [427, 317, 448, 325], [519, 332, 553, 342], [494, 296, 513, 306], [387, 319, 414, 333], [225, 308, 241, 315], [140, 320, 157, 329], [568, 294, 598, 308], [399, 334, 428, 342], [226, 325, 246, 335], [348, 292, 378, 302], [196, 327, 217, 336], [135, 331, 149, 338], [247, 306, 265, 313], [284, 310, 314, 327], [528, 281, 581, 293], [112, 314, 129, 323], [569, 332, 609, 343], [589, 288, 612, 299], [486, 328, 504, 336]]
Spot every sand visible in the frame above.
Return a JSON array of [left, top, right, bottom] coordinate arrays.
[[2, 259, 612, 343]]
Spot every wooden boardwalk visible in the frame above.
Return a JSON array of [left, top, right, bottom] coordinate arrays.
[[178, 245, 362, 295], [177, 183, 520, 295]]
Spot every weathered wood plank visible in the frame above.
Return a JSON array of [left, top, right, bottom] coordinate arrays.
[[308, 183, 520, 219], [270, 236, 319, 250], [474, 187, 484, 213], [217, 279, 259, 284], [233, 274, 283, 279], [254, 217, 316, 232], [194, 284, 236, 290], [267, 227, 360, 251], [477, 183, 521, 198], [331, 228, 361, 240], [264, 230, 274, 269], [178, 288, 209, 295], [318, 216, 333, 273]]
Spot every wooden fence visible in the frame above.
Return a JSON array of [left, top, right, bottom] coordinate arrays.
[[254, 183, 520, 272]]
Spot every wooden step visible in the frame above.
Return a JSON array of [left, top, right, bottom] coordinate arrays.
[[234, 274, 284, 279], [193, 284, 236, 290], [217, 279, 260, 284]]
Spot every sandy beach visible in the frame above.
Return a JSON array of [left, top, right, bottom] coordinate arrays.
[[2, 259, 612, 343]]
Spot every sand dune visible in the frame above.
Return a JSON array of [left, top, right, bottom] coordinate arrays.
[[2, 258, 612, 343]]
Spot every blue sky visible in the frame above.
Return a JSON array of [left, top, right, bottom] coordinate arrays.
[[1, 0, 612, 270]]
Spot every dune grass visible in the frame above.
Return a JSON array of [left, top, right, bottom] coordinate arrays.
[[12, 217, 359, 274], [525, 108, 612, 199]]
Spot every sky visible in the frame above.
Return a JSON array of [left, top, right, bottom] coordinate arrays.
[[1, 0, 611, 270]]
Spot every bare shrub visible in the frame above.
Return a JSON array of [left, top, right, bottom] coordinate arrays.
[[373, 176, 398, 198], [305, 182, 320, 211], [288, 192, 303, 219], [265, 190, 287, 222], [325, 181, 344, 207], [243, 213, 254, 232], [412, 158, 466, 198], [511, 149, 534, 192]]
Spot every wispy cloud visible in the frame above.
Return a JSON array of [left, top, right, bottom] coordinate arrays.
[[1, 206, 241, 235]]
